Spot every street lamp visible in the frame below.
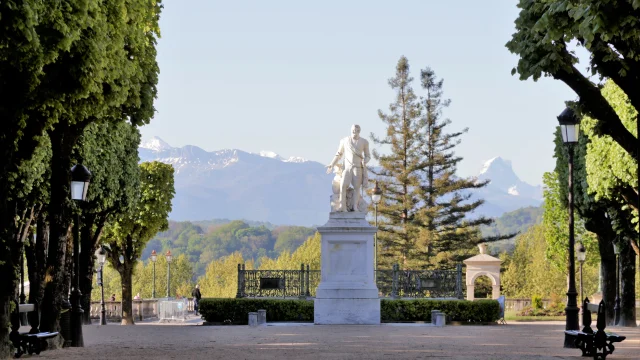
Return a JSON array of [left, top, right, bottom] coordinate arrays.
[[165, 250, 173, 298], [150, 250, 158, 298], [558, 107, 580, 348], [70, 164, 91, 347], [577, 243, 586, 308], [613, 241, 621, 325], [371, 181, 382, 279], [96, 246, 106, 325]]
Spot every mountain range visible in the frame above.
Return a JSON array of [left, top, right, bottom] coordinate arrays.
[[139, 137, 542, 226]]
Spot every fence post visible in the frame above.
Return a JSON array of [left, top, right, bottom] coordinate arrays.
[[235, 264, 243, 298], [392, 263, 399, 299], [456, 263, 463, 299], [299, 263, 305, 299], [305, 264, 311, 297]]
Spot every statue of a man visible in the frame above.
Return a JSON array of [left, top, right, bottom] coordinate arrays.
[[326, 124, 371, 212]]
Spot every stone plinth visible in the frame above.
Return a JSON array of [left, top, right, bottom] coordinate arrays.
[[314, 211, 380, 325]]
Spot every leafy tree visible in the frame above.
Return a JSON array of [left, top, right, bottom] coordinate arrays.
[[103, 161, 175, 324], [506, 0, 639, 158], [273, 226, 315, 254], [131, 254, 194, 300], [75, 121, 141, 323], [198, 252, 254, 298]]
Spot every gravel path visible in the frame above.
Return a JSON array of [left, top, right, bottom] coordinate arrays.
[[25, 321, 640, 360]]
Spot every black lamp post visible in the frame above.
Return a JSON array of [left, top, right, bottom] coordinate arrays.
[[577, 243, 586, 310], [558, 107, 580, 348], [70, 164, 91, 347], [613, 241, 621, 325], [165, 250, 173, 298], [150, 250, 157, 298], [96, 246, 106, 325], [371, 181, 382, 279]]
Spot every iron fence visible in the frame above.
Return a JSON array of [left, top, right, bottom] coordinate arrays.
[[236, 263, 463, 299]]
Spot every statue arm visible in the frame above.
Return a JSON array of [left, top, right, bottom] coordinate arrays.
[[328, 139, 344, 168], [363, 139, 371, 165]]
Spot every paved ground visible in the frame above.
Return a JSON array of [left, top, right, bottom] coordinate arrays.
[[21, 320, 640, 359]]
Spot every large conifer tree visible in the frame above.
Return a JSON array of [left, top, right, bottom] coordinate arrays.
[[370, 56, 424, 269], [371, 58, 510, 270], [415, 67, 508, 268]]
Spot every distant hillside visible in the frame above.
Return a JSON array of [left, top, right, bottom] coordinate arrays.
[[141, 219, 316, 277], [481, 206, 543, 254]]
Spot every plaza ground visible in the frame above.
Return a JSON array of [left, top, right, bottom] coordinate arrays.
[[21, 320, 640, 359]]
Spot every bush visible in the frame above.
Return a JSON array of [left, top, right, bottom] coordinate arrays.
[[381, 299, 500, 323], [531, 295, 543, 310], [199, 298, 500, 324], [199, 298, 314, 324]]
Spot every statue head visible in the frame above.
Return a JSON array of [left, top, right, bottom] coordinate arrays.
[[351, 124, 361, 139]]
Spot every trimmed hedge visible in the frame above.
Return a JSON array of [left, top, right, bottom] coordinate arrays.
[[380, 299, 500, 323], [199, 298, 314, 324], [199, 298, 500, 324]]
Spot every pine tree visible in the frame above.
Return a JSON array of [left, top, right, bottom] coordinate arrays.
[[413, 67, 512, 268], [371, 58, 512, 270], [370, 56, 424, 269]]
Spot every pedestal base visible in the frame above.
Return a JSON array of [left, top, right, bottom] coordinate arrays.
[[314, 298, 380, 325]]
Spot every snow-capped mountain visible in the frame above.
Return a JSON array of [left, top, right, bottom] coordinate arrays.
[[474, 156, 543, 217], [138, 137, 330, 226], [139, 137, 541, 225]]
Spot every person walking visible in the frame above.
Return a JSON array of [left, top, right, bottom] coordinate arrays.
[[191, 284, 202, 315]]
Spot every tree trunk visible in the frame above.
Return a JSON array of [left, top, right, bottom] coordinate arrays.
[[80, 214, 96, 325], [25, 215, 49, 332], [0, 199, 19, 358], [620, 246, 637, 327], [601, 255, 617, 325], [40, 124, 79, 333], [120, 263, 135, 325]]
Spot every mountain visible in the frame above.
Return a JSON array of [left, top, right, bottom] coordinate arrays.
[[139, 137, 542, 225], [473, 157, 543, 217], [138, 137, 332, 226]]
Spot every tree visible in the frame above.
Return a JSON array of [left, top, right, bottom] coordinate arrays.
[[132, 254, 194, 300], [506, 0, 639, 159], [370, 56, 424, 269], [413, 67, 512, 268], [371, 57, 510, 269], [40, 0, 163, 332], [75, 121, 141, 324], [199, 252, 253, 298], [103, 161, 175, 325]]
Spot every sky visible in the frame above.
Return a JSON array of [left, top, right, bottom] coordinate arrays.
[[140, 0, 583, 186]]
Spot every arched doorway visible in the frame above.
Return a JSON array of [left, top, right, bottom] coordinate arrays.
[[463, 244, 502, 301]]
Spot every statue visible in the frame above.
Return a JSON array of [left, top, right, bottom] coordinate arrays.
[[326, 124, 371, 212]]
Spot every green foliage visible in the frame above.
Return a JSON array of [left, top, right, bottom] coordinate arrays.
[[482, 206, 543, 253], [531, 295, 543, 310], [258, 232, 321, 270], [198, 298, 500, 324], [198, 252, 253, 299], [143, 220, 316, 277], [582, 81, 638, 233], [501, 224, 599, 298], [381, 299, 500, 323], [199, 298, 314, 324]]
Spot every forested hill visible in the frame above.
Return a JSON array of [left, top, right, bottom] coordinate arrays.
[[481, 206, 544, 253], [140, 219, 315, 277]]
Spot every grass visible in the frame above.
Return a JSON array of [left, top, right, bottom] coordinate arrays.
[[504, 310, 565, 322]]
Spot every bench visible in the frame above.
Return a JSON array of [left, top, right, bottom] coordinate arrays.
[[564, 298, 625, 360], [9, 300, 59, 358]]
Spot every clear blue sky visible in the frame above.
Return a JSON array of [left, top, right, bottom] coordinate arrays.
[[140, 0, 581, 186]]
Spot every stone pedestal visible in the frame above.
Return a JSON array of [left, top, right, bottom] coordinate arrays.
[[314, 212, 380, 325]]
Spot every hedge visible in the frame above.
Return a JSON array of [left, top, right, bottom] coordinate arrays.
[[199, 298, 500, 324]]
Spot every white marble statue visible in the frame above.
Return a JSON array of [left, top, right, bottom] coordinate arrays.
[[326, 124, 371, 212]]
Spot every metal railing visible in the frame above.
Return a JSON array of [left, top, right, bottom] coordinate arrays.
[[236, 263, 463, 299]]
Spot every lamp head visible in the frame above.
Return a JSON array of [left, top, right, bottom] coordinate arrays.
[[557, 107, 580, 144], [577, 242, 586, 263], [166, 250, 173, 263], [96, 246, 106, 265], [371, 181, 382, 204], [150, 250, 157, 263], [70, 164, 92, 201]]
